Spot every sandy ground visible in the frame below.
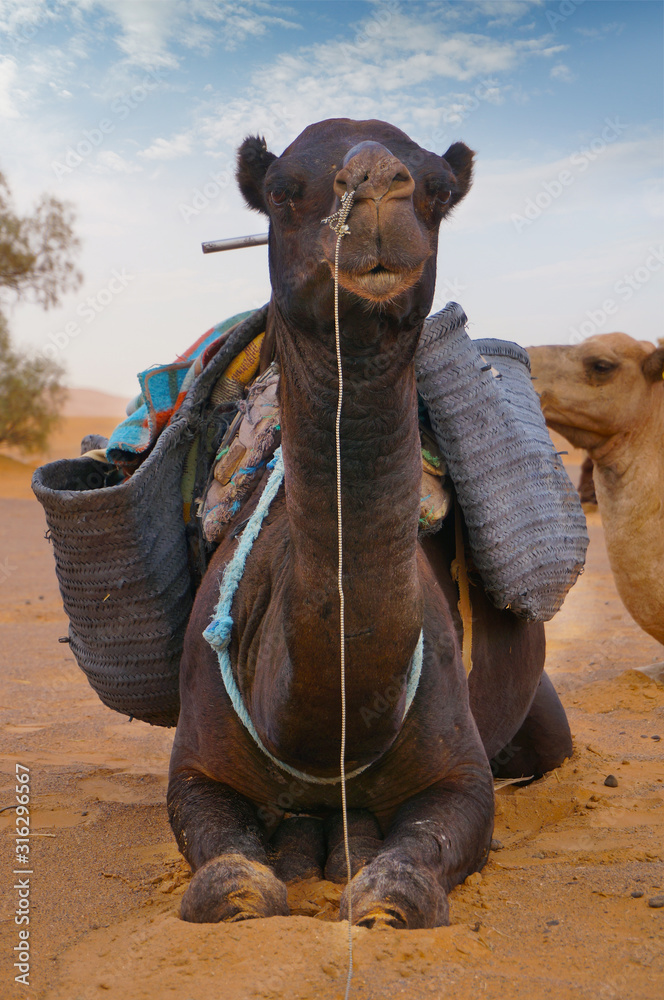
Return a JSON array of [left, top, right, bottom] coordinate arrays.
[[0, 423, 663, 1000]]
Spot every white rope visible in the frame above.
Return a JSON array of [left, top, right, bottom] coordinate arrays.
[[323, 188, 355, 1000]]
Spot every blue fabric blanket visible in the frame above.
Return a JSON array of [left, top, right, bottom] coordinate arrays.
[[106, 311, 253, 473]]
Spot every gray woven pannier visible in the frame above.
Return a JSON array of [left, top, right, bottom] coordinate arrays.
[[32, 306, 268, 726], [416, 303, 588, 621], [33, 298, 587, 727]]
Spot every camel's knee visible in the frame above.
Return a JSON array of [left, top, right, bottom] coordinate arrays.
[[491, 672, 572, 778]]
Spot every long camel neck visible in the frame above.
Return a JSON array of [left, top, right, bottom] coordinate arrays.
[[266, 303, 425, 766], [588, 389, 664, 485], [587, 390, 664, 642]]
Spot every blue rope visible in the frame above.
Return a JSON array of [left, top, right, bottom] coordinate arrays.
[[203, 445, 424, 785]]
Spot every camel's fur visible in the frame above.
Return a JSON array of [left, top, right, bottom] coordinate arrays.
[[529, 333, 664, 644], [168, 119, 572, 929]]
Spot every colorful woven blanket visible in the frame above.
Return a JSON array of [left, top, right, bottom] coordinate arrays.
[[106, 311, 254, 474]]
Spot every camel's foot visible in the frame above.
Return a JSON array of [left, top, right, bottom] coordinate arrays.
[[339, 854, 449, 929], [325, 836, 383, 883], [269, 816, 326, 882], [180, 853, 289, 923], [324, 809, 383, 883]]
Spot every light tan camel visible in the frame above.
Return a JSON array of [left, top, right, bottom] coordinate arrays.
[[529, 333, 664, 645]]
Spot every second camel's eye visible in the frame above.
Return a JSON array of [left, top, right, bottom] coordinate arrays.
[[589, 358, 617, 375]]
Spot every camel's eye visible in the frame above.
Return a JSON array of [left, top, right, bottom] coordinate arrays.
[[586, 358, 618, 376], [437, 189, 451, 205], [269, 188, 289, 207]]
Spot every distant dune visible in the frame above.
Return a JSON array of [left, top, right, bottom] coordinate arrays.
[[63, 387, 131, 418], [0, 388, 130, 476]]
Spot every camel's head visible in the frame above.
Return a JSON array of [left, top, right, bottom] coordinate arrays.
[[236, 118, 473, 330], [528, 333, 664, 450]]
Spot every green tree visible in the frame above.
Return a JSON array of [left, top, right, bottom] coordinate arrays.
[[0, 312, 67, 453], [0, 170, 82, 453]]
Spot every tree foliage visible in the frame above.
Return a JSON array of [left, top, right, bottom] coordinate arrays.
[[0, 313, 67, 453], [0, 171, 82, 309], [0, 171, 81, 453]]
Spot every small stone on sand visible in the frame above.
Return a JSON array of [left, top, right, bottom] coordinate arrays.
[[630, 890, 644, 898], [648, 895, 664, 908], [490, 839, 504, 851], [604, 775, 618, 787]]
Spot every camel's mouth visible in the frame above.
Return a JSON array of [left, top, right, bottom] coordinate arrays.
[[335, 262, 425, 302]]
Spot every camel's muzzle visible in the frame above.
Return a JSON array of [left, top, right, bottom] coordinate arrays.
[[333, 141, 416, 205]]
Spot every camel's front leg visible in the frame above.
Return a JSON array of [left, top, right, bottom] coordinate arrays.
[[167, 770, 289, 923], [340, 762, 494, 929]]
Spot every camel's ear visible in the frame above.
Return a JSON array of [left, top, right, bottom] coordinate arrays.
[[442, 142, 474, 201], [236, 136, 277, 214], [642, 346, 664, 382]]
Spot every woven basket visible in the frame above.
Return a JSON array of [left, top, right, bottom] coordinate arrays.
[[32, 306, 268, 726], [416, 304, 588, 621]]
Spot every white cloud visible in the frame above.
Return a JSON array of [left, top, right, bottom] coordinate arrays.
[[93, 150, 142, 173], [74, 0, 302, 74], [194, 12, 569, 155], [550, 63, 575, 83], [49, 81, 74, 99], [90, 0, 181, 70], [0, 56, 19, 118], [575, 22, 625, 40], [0, 0, 56, 38], [454, 136, 663, 234], [422, 0, 545, 28], [138, 132, 193, 161], [502, 240, 652, 291], [642, 177, 664, 219]]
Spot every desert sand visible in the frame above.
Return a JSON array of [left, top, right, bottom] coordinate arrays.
[[0, 412, 662, 1000]]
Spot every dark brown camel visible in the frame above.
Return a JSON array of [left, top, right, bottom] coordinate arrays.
[[167, 118, 572, 930]]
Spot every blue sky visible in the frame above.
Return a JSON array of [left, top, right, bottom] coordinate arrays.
[[1, 0, 662, 396]]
